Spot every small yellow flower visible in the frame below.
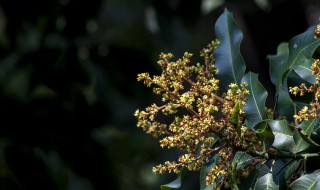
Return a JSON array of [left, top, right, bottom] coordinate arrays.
[[314, 24, 320, 39]]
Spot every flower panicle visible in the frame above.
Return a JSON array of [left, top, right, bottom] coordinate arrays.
[[134, 41, 261, 188]]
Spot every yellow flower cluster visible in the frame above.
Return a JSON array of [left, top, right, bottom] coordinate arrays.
[[134, 40, 261, 188], [206, 147, 232, 185], [314, 23, 320, 39], [289, 59, 320, 122]]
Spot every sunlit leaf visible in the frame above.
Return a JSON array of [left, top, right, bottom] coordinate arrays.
[[254, 173, 279, 190], [289, 169, 320, 190], [268, 120, 295, 152], [293, 59, 316, 84]]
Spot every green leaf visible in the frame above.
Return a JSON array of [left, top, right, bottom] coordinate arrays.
[[161, 168, 188, 190], [296, 131, 320, 148], [294, 119, 320, 153], [254, 120, 274, 153], [214, 9, 246, 91], [268, 120, 295, 152], [277, 26, 320, 93], [293, 130, 310, 153], [299, 119, 318, 136], [232, 151, 254, 171], [289, 169, 320, 190], [293, 59, 316, 84], [254, 173, 279, 190], [276, 68, 291, 95], [231, 101, 241, 135], [285, 160, 301, 181], [272, 160, 286, 189], [242, 72, 268, 129], [276, 89, 295, 119], [231, 101, 240, 124], [268, 42, 289, 85], [284, 26, 320, 82]]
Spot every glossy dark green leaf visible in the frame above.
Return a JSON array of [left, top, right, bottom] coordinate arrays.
[[268, 42, 289, 85], [242, 72, 268, 129], [272, 160, 286, 189], [276, 68, 291, 95], [296, 131, 320, 148], [214, 9, 246, 91], [293, 59, 316, 84], [300, 119, 318, 136], [285, 160, 301, 181], [284, 26, 320, 82], [294, 119, 320, 153], [293, 130, 310, 153], [289, 169, 320, 190], [254, 120, 274, 153], [268, 120, 295, 152], [161, 168, 188, 190], [276, 89, 295, 119], [254, 173, 279, 190], [276, 26, 320, 89]]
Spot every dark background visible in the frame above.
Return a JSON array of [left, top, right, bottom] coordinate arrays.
[[0, 0, 319, 189]]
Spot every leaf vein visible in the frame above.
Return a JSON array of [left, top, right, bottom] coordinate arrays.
[[250, 74, 263, 120]]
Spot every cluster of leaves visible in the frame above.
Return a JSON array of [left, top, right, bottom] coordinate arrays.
[[135, 9, 320, 189]]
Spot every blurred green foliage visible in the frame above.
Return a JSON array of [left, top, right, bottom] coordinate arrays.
[[0, 0, 318, 189]]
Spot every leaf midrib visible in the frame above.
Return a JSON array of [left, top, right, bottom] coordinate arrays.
[[296, 65, 312, 72], [307, 174, 320, 190], [250, 74, 263, 120], [295, 119, 316, 152]]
